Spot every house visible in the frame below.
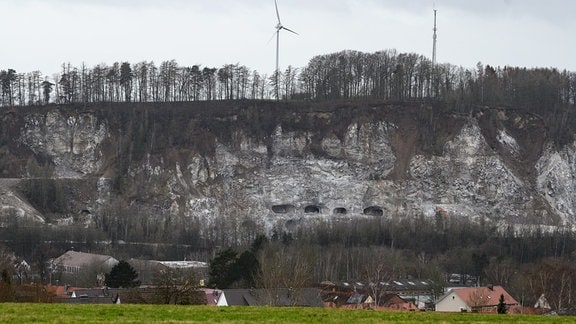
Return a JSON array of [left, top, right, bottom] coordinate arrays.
[[216, 289, 251, 306], [53, 287, 119, 304], [45, 284, 80, 297], [336, 292, 368, 309], [318, 280, 425, 310], [202, 288, 222, 306], [377, 279, 437, 309], [52, 251, 119, 274], [379, 293, 418, 310], [435, 285, 518, 312], [217, 288, 323, 307]]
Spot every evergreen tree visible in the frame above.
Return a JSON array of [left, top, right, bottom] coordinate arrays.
[[0, 268, 15, 302], [208, 248, 239, 289], [497, 294, 507, 314], [105, 260, 140, 288], [208, 237, 265, 289]]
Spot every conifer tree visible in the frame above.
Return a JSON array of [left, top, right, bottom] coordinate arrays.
[[497, 294, 507, 314], [105, 260, 140, 288]]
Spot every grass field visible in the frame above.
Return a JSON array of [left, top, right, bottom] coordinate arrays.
[[0, 304, 574, 323]]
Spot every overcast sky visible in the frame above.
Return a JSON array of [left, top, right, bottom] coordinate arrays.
[[2, 0, 575, 76]]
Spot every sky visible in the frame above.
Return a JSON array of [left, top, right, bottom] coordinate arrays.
[[1, 0, 575, 76]]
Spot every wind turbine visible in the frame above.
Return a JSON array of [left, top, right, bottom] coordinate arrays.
[[273, 0, 298, 97]]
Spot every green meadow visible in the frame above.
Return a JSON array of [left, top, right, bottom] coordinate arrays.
[[0, 304, 575, 323]]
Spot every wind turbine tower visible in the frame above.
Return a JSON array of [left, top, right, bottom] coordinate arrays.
[[432, 8, 437, 66], [273, 0, 298, 99]]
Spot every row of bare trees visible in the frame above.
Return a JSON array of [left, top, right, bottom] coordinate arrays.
[[0, 61, 300, 106], [2, 49, 575, 110]]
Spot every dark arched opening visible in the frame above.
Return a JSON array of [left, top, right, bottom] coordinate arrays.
[[304, 205, 321, 213], [363, 206, 383, 217], [333, 207, 347, 215], [272, 204, 295, 214]]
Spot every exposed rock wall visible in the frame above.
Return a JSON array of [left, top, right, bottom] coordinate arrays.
[[0, 101, 573, 238]]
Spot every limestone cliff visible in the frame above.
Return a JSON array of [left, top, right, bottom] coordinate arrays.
[[0, 101, 572, 240]]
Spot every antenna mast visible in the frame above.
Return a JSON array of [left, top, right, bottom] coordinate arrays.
[[432, 9, 437, 66]]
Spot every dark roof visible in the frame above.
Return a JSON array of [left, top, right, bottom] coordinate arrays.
[[220, 289, 251, 306], [71, 288, 114, 298], [53, 296, 117, 304], [221, 288, 323, 307], [53, 288, 118, 304], [346, 292, 365, 304]]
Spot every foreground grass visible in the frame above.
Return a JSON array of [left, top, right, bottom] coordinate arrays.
[[0, 304, 574, 323]]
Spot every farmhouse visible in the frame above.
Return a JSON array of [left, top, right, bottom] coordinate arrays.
[[435, 285, 518, 312]]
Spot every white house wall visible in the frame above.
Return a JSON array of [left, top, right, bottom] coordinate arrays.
[[435, 291, 469, 312], [216, 293, 228, 306]]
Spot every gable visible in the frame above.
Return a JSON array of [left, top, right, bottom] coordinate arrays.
[[216, 293, 228, 306], [435, 290, 469, 312]]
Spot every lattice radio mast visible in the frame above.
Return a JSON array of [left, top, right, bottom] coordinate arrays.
[[432, 8, 437, 66]]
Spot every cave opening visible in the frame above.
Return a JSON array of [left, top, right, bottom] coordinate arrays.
[[363, 206, 383, 216], [304, 205, 321, 214], [333, 207, 347, 215], [272, 204, 295, 214]]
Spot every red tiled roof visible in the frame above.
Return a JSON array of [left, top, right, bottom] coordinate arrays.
[[453, 285, 518, 307]]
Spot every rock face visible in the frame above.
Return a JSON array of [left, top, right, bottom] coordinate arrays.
[[0, 101, 572, 240], [19, 110, 107, 177]]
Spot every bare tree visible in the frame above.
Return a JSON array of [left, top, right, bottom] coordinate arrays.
[[257, 243, 313, 291], [153, 267, 202, 304]]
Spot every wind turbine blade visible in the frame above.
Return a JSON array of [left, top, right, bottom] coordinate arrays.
[[275, 0, 282, 24], [267, 30, 277, 44], [282, 26, 299, 35]]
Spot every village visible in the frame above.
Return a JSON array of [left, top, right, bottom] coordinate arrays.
[[0, 249, 553, 314]]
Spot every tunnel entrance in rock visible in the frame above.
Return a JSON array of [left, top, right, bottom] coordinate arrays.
[[363, 206, 383, 216], [304, 205, 321, 213], [272, 204, 295, 213], [333, 207, 347, 215]]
